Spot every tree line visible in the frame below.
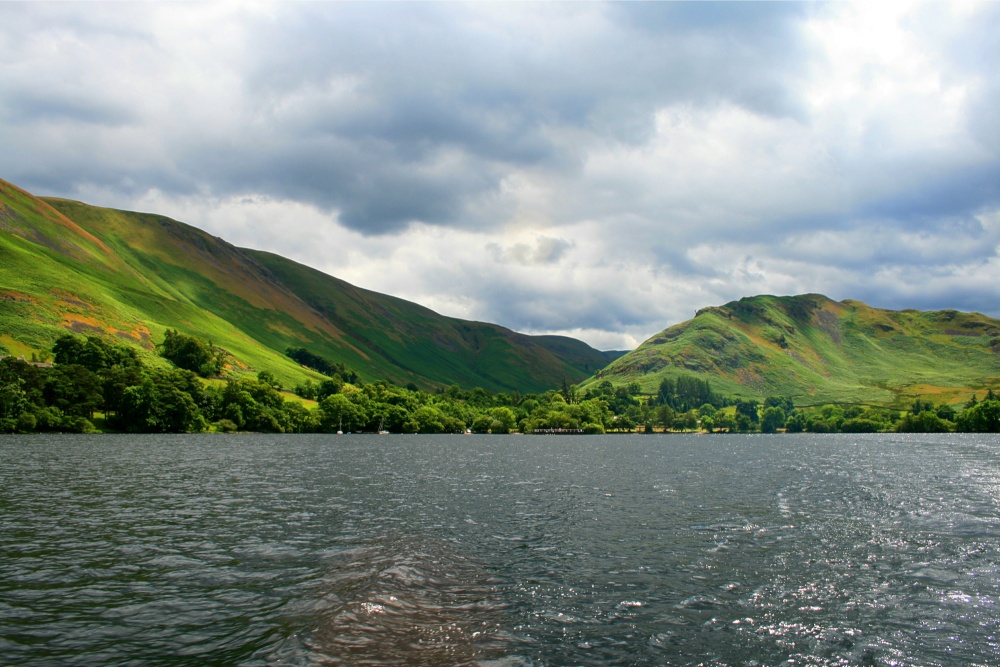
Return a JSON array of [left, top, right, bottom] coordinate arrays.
[[641, 394, 1000, 434], [1, 332, 998, 434]]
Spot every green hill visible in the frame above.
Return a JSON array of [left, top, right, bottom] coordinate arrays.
[[588, 294, 1000, 407], [0, 178, 613, 392]]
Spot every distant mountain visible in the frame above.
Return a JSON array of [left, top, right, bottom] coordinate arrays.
[[0, 178, 615, 392], [589, 294, 1000, 406]]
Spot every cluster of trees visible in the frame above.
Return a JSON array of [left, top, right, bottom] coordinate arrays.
[[309, 381, 612, 434], [638, 394, 1000, 434], [655, 376, 724, 412], [285, 347, 360, 384], [159, 329, 222, 377], [0, 335, 324, 434], [0, 334, 617, 434], [792, 396, 1000, 434], [2, 333, 998, 435]]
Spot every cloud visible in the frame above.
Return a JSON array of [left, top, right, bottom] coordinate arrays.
[[487, 235, 573, 267], [1, 1, 999, 350], [1, 2, 815, 231]]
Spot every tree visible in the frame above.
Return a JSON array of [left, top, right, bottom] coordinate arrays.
[[114, 375, 206, 433], [763, 396, 794, 414], [714, 412, 735, 433], [816, 404, 845, 431], [733, 413, 754, 433], [897, 410, 953, 433], [15, 412, 37, 433], [656, 404, 676, 431], [657, 378, 675, 406], [100, 364, 145, 417], [154, 385, 208, 433], [52, 334, 87, 368], [43, 365, 103, 418], [0, 380, 28, 421], [407, 406, 448, 433], [956, 400, 1000, 433], [656, 375, 721, 411], [159, 330, 221, 377], [760, 407, 786, 433], [317, 377, 344, 399], [257, 370, 281, 390], [211, 378, 288, 432], [935, 403, 957, 422], [784, 412, 807, 433], [294, 379, 318, 400], [615, 414, 635, 432], [487, 407, 517, 434], [560, 379, 577, 404], [841, 418, 880, 433], [470, 413, 494, 434], [53, 334, 141, 372], [806, 416, 837, 433], [318, 393, 367, 432], [675, 409, 699, 431], [735, 399, 760, 425], [285, 346, 355, 379]]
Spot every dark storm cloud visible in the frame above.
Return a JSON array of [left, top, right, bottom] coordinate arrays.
[[2, 2, 999, 348], [170, 1, 816, 234], [0, 2, 815, 235]]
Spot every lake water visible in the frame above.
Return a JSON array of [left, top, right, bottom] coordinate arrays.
[[2, 433, 1000, 666]]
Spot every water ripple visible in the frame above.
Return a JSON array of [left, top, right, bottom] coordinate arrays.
[[2, 433, 1000, 665]]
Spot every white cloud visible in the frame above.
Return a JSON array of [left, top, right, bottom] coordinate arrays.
[[2, 1, 998, 350]]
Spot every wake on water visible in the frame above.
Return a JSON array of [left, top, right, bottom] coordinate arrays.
[[276, 533, 519, 666]]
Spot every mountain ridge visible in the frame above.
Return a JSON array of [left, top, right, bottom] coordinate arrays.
[[3, 177, 996, 406], [589, 293, 1000, 406], [0, 178, 613, 392]]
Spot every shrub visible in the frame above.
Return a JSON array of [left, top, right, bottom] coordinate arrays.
[[213, 418, 239, 433], [841, 418, 880, 433], [16, 412, 37, 433]]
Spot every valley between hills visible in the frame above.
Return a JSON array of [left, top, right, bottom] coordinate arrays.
[[2, 176, 999, 434]]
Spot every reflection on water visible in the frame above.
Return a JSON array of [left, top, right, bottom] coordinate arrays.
[[2, 433, 1000, 666], [306, 534, 511, 666]]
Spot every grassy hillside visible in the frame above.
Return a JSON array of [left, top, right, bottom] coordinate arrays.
[[245, 249, 616, 390], [588, 294, 1000, 407], [0, 178, 610, 392]]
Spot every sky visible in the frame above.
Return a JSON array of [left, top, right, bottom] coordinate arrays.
[[2, 1, 998, 351]]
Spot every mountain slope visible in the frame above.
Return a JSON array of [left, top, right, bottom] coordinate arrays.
[[589, 294, 1000, 406], [0, 178, 611, 392], [244, 249, 616, 390]]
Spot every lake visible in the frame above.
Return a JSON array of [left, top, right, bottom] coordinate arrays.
[[2, 433, 999, 666]]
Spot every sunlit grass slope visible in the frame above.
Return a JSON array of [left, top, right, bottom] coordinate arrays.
[[0, 178, 609, 392], [245, 250, 615, 390], [588, 294, 1000, 407]]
